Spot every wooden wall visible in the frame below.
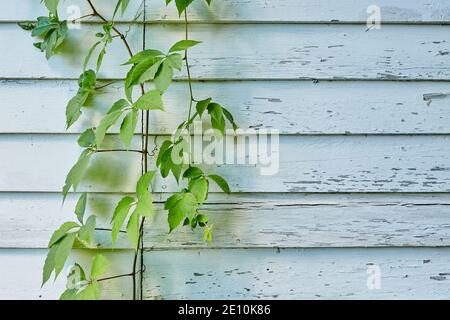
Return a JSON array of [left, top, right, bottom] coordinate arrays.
[[1, 0, 450, 299]]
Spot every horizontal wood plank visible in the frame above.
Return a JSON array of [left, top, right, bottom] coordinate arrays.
[[3, 1, 450, 23], [3, 247, 449, 299], [3, 24, 450, 80], [0, 249, 135, 300], [147, 0, 450, 24], [0, 0, 144, 22], [143, 248, 450, 299], [2, 80, 450, 134], [1, 193, 450, 249], [2, 134, 450, 193]]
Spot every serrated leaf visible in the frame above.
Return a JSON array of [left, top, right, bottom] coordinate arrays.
[[127, 57, 163, 87], [183, 166, 204, 179], [62, 149, 93, 200], [154, 61, 173, 93], [136, 171, 155, 198], [95, 110, 124, 146], [196, 98, 211, 117], [77, 128, 96, 148], [134, 90, 164, 110], [168, 192, 198, 232], [189, 177, 209, 204], [169, 39, 201, 53], [48, 221, 80, 247], [42, 244, 58, 286], [165, 193, 184, 210], [120, 109, 138, 147], [208, 174, 231, 194], [76, 281, 100, 300], [90, 255, 110, 280], [208, 103, 226, 136], [132, 192, 153, 218], [54, 232, 77, 277], [126, 212, 140, 249], [75, 193, 87, 224], [66, 92, 89, 129], [165, 53, 183, 71], [156, 140, 172, 167], [222, 107, 238, 130], [111, 196, 134, 245], [124, 49, 165, 65], [78, 215, 96, 245]]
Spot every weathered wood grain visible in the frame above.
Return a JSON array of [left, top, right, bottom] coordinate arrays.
[[2, 192, 450, 249], [2, 134, 450, 193], [3, 1, 450, 23], [2, 80, 450, 134], [4, 24, 450, 80], [0, 0, 144, 22], [0, 249, 135, 300], [146, 0, 450, 23], [143, 248, 450, 299], [2, 247, 450, 299]]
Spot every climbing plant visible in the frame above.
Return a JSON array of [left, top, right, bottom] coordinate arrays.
[[19, 0, 236, 300]]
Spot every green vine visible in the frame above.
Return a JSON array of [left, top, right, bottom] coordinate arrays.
[[19, 0, 237, 300]]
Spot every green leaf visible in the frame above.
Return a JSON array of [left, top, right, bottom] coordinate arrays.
[[208, 103, 226, 136], [173, 0, 195, 16], [127, 57, 163, 87], [43, 0, 59, 16], [66, 92, 89, 129], [42, 244, 58, 286], [83, 41, 101, 72], [76, 281, 100, 300], [136, 171, 155, 199], [208, 174, 231, 194], [222, 107, 238, 130], [164, 193, 184, 210], [77, 215, 96, 246], [189, 177, 209, 204], [203, 225, 213, 243], [114, 0, 132, 17], [168, 192, 198, 232], [120, 109, 138, 147], [79, 69, 97, 90], [48, 221, 80, 247], [90, 254, 110, 280], [95, 110, 124, 146], [75, 193, 87, 224], [111, 196, 134, 245], [126, 212, 140, 249], [183, 166, 204, 180], [18, 22, 36, 31], [196, 98, 211, 117], [124, 49, 165, 65], [156, 140, 172, 167], [165, 53, 183, 71], [108, 99, 129, 114], [134, 90, 164, 110], [60, 289, 78, 300], [62, 149, 93, 200], [133, 192, 153, 218], [154, 61, 174, 93], [169, 39, 201, 53], [77, 128, 96, 148], [54, 232, 77, 277]]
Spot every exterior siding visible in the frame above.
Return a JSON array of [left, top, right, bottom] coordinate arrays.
[[0, 1, 449, 299]]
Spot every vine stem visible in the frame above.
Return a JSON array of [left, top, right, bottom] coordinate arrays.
[[184, 10, 195, 121], [85, 0, 148, 300]]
